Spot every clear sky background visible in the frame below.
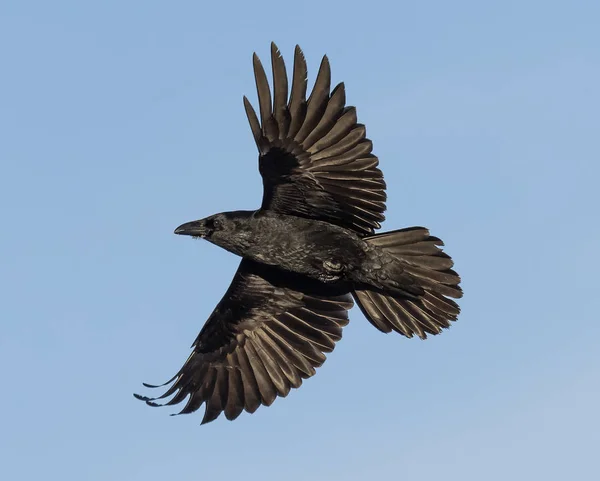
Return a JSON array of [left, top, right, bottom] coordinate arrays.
[[1, 1, 599, 480]]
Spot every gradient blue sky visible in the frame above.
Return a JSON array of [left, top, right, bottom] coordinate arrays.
[[2, 1, 599, 480]]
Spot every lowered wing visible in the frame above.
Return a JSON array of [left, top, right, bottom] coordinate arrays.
[[135, 259, 353, 424]]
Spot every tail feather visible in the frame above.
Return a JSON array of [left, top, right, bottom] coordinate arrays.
[[353, 227, 462, 339]]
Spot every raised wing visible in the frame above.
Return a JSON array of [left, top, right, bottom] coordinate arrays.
[[244, 43, 387, 236], [135, 259, 353, 424]]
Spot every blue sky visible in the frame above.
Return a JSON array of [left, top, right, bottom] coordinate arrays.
[[1, 1, 599, 480]]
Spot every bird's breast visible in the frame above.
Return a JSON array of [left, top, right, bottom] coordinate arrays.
[[242, 216, 365, 281]]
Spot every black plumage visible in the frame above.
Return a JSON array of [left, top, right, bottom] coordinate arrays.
[[135, 43, 463, 424]]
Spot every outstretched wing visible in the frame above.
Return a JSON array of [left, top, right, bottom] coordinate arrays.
[[244, 42, 387, 236], [135, 259, 353, 424]]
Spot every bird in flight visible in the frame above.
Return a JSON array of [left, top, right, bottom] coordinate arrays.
[[135, 43, 462, 425]]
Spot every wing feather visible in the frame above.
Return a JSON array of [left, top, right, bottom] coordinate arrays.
[[287, 45, 308, 139], [294, 55, 331, 143]]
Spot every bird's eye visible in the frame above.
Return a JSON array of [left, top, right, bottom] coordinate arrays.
[[211, 218, 222, 230], [203, 218, 216, 232]]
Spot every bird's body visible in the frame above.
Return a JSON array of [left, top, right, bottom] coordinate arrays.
[[136, 43, 463, 424], [180, 210, 421, 295], [214, 210, 368, 283]]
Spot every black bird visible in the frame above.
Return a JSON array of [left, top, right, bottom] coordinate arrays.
[[135, 43, 462, 424]]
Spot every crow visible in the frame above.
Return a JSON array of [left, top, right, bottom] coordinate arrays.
[[135, 43, 462, 425]]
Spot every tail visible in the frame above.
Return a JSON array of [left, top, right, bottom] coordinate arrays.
[[353, 227, 462, 339]]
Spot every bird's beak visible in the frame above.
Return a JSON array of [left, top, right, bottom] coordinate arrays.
[[174, 220, 207, 237]]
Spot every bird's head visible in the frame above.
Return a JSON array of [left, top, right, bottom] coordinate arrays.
[[174, 213, 231, 240], [174, 211, 255, 255]]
